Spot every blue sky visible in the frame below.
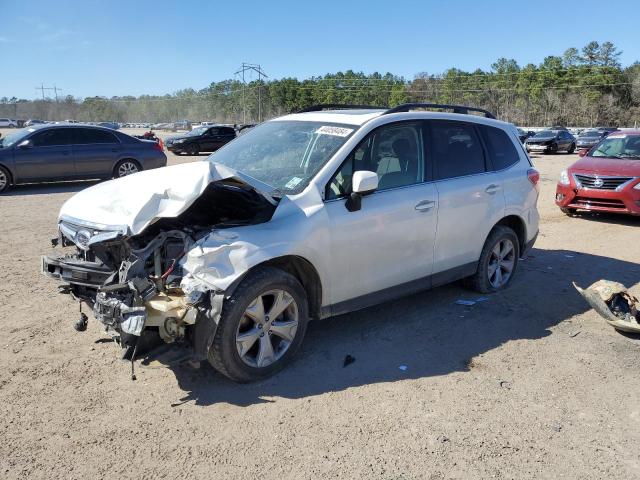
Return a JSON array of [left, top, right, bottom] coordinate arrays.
[[1, 0, 638, 99]]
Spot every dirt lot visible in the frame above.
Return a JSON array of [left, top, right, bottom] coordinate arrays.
[[1, 127, 639, 479]]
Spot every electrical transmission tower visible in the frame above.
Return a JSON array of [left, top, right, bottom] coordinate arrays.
[[234, 63, 268, 123], [35, 84, 63, 101]]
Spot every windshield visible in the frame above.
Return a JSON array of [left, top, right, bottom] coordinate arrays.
[[591, 135, 640, 159], [208, 120, 356, 194], [0, 128, 33, 148], [533, 130, 555, 138], [580, 130, 602, 138], [187, 127, 208, 136]]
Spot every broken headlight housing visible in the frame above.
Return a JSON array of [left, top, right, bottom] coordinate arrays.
[[59, 216, 128, 250]]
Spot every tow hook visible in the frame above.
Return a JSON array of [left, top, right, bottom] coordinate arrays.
[[74, 303, 88, 332]]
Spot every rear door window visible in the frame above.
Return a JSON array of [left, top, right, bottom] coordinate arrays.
[[74, 128, 118, 145], [428, 121, 486, 180], [31, 128, 73, 147], [480, 125, 520, 171]]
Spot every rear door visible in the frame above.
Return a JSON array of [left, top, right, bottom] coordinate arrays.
[[13, 128, 74, 181], [427, 120, 505, 277], [72, 128, 121, 178]]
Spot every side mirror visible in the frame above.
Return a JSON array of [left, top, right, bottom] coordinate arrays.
[[578, 148, 589, 158], [17, 139, 32, 149], [345, 170, 378, 212]]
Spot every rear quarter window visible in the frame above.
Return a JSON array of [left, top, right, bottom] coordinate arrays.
[[481, 125, 520, 171]]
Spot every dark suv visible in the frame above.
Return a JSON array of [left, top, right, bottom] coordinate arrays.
[[0, 125, 167, 193], [165, 125, 236, 155]]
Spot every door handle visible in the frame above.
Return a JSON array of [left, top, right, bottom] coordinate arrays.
[[415, 200, 436, 212], [485, 184, 500, 194]]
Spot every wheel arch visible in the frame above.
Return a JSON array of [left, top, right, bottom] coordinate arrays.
[[0, 162, 14, 187], [226, 255, 323, 321], [494, 215, 526, 254]]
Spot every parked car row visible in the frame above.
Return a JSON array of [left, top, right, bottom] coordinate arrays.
[[0, 124, 167, 193]]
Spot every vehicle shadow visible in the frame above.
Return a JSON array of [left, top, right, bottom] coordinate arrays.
[[1, 180, 100, 196], [158, 248, 640, 407]]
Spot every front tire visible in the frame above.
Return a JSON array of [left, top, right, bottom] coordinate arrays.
[[466, 226, 520, 293], [208, 266, 309, 382], [0, 165, 11, 193], [186, 143, 199, 155]]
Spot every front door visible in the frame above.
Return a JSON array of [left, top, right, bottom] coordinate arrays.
[[323, 121, 438, 306], [13, 128, 74, 181]]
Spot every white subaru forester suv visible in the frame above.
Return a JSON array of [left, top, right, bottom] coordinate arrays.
[[43, 103, 540, 382]]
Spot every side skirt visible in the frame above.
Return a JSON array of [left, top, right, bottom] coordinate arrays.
[[319, 261, 477, 319]]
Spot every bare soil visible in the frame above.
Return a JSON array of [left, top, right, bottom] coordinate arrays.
[[1, 128, 639, 479]]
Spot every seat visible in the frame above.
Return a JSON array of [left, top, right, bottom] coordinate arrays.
[[378, 138, 418, 189]]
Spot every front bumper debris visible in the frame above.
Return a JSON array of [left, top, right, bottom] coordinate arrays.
[[42, 254, 113, 288], [574, 280, 640, 334]]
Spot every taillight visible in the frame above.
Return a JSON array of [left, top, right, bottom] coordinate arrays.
[[528, 168, 540, 192], [154, 139, 163, 152]]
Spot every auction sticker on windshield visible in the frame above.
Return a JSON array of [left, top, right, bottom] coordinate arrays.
[[315, 126, 354, 137]]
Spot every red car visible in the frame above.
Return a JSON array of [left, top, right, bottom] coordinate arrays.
[[555, 130, 640, 216]]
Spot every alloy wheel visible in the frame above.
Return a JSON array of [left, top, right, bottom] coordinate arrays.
[[235, 289, 299, 368], [0, 170, 7, 191], [118, 161, 139, 177], [487, 239, 515, 288]]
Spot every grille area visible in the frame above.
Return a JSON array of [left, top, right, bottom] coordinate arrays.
[[571, 197, 626, 210], [573, 173, 634, 190]]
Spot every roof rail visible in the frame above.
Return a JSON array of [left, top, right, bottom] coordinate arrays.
[[296, 104, 387, 113], [383, 103, 496, 119]]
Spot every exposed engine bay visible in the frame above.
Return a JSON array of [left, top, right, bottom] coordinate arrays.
[[42, 179, 278, 364]]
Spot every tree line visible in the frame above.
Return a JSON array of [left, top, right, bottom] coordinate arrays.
[[2, 41, 639, 127]]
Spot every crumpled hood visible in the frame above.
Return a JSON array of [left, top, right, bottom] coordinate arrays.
[[59, 161, 277, 235]]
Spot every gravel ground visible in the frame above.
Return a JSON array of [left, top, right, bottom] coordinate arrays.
[[0, 127, 639, 479]]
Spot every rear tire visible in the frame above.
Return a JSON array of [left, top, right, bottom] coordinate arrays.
[[466, 225, 520, 294], [113, 159, 141, 178], [207, 266, 309, 382], [567, 143, 576, 154], [0, 165, 11, 193]]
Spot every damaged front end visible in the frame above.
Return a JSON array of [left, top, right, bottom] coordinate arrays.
[[42, 168, 278, 362]]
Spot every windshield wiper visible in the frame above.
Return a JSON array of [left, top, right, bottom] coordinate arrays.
[[614, 154, 640, 159]]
